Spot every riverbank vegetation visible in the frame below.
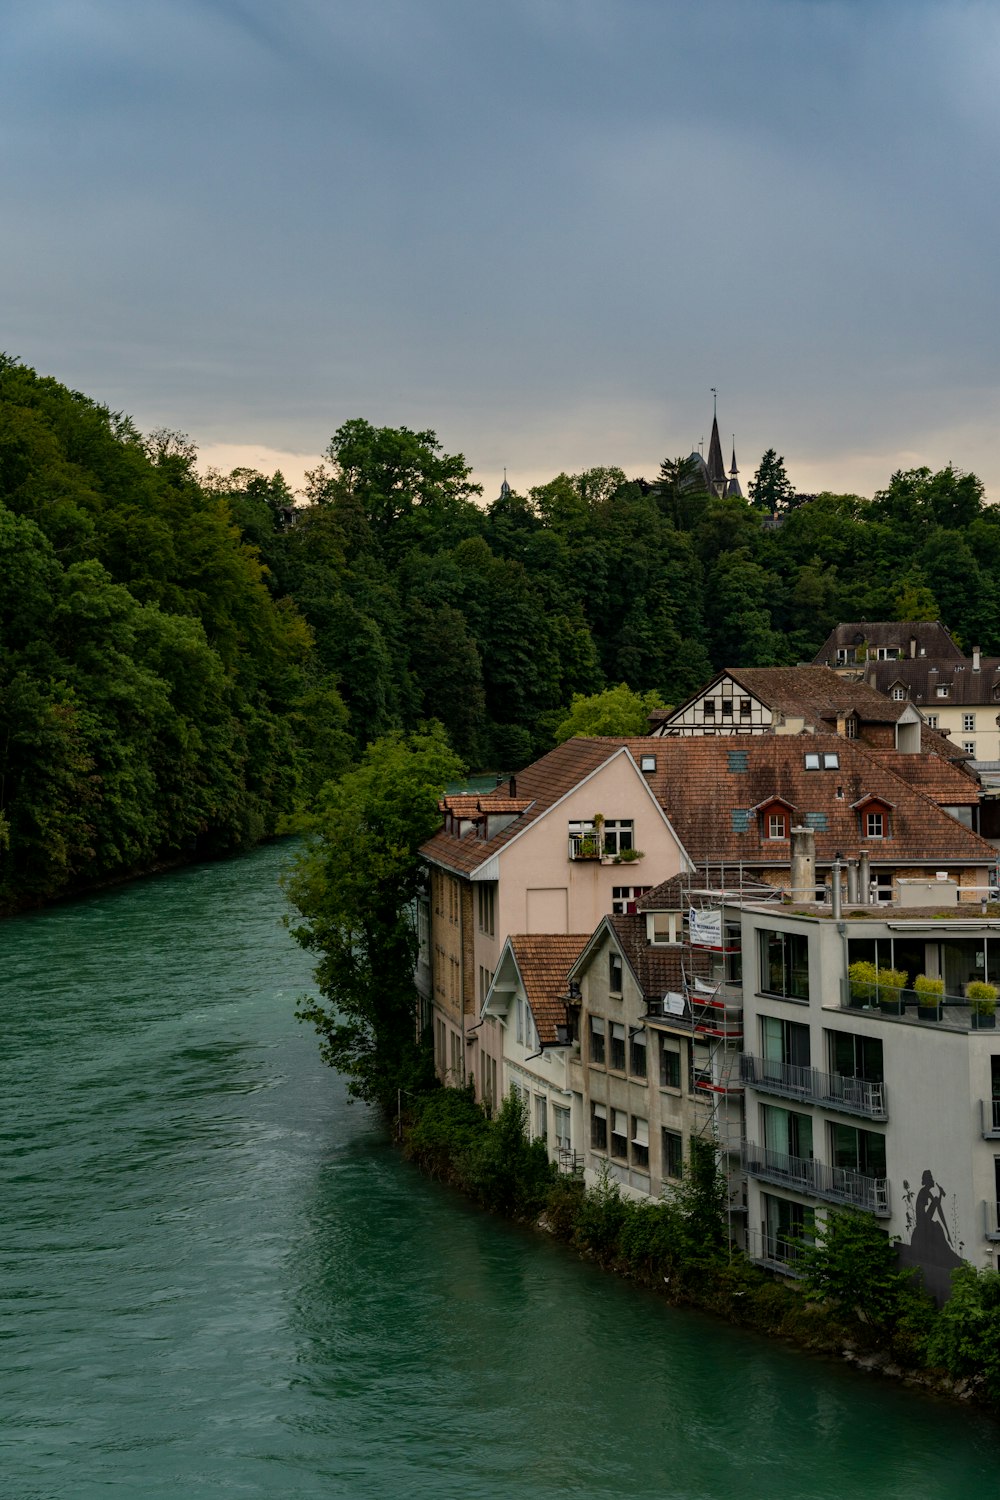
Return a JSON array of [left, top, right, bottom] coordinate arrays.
[[6, 355, 1000, 910], [402, 1084, 1000, 1412]]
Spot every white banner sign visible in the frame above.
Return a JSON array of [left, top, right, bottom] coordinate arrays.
[[689, 907, 723, 949]]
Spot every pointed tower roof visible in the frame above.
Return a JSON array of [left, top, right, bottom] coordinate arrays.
[[706, 414, 726, 494], [725, 441, 742, 498]]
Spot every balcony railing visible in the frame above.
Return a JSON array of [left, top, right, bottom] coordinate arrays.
[[742, 1142, 890, 1215], [745, 1226, 807, 1275], [840, 978, 999, 1033], [740, 1055, 887, 1120], [981, 1099, 1000, 1139]]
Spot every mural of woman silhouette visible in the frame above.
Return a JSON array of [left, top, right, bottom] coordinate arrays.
[[910, 1170, 964, 1270]]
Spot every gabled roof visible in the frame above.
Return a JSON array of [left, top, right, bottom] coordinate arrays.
[[570, 913, 711, 1000], [865, 657, 1000, 707], [420, 738, 666, 877], [813, 621, 963, 663], [658, 665, 910, 732], [505, 934, 589, 1044], [617, 734, 996, 866]]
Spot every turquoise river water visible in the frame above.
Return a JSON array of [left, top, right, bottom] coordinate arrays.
[[2, 840, 998, 1499]]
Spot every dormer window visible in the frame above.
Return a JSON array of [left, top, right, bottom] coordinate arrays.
[[756, 796, 794, 840], [937, 685, 950, 698], [853, 795, 892, 840], [767, 812, 788, 839], [892, 687, 906, 701], [844, 715, 858, 739]]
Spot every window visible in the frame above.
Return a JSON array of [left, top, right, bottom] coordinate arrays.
[[609, 951, 624, 993], [721, 698, 733, 717], [662, 1129, 683, 1179], [892, 687, 906, 700], [660, 1039, 681, 1088], [603, 820, 634, 856], [964, 741, 977, 755], [804, 752, 820, 770], [830, 1122, 886, 1178], [762, 1193, 812, 1265], [591, 1101, 607, 1150], [478, 966, 493, 1005], [516, 998, 524, 1045], [640, 754, 656, 772], [760, 929, 810, 1000], [761, 1014, 811, 1071], [630, 1028, 647, 1078], [844, 716, 857, 738], [610, 1022, 626, 1072], [534, 1095, 547, 1141], [554, 1105, 571, 1153], [829, 1030, 883, 1083], [631, 1116, 650, 1169], [824, 753, 839, 769], [877, 647, 898, 660], [610, 1108, 629, 1159], [804, 751, 840, 771], [867, 811, 885, 839], [926, 714, 938, 728], [936, 685, 950, 698], [703, 699, 716, 717], [836, 648, 850, 665], [762, 1103, 813, 1160], [568, 820, 599, 859], [964, 714, 976, 732], [766, 811, 788, 840], [612, 885, 651, 915], [740, 697, 752, 718], [477, 882, 496, 935], [649, 911, 679, 944], [589, 1016, 606, 1064]]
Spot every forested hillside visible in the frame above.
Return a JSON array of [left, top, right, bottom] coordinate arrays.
[[2, 356, 997, 909]]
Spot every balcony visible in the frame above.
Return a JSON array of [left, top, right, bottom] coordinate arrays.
[[840, 978, 999, 1033], [981, 1099, 1000, 1139], [740, 1055, 887, 1120], [745, 1226, 806, 1276], [742, 1142, 890, 1215]]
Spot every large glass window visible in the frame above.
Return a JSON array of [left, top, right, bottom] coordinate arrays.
[[828, 1030, 883, 1082], [762, 1104, 813, 1160], [831, 1123, 886, 1177], [763, 1193, 811, 1263], [760, 929, 810, 1000], [603, 820, 634, 856], [761, 1015, 811, 1068]]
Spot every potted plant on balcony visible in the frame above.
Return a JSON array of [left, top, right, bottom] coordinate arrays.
[[914, 973, 944, 1022], [967, 980, 997, 1030], [612, 847, 644, 865], [875, 966, 908, 1016], [847, 959, 877, 1008]]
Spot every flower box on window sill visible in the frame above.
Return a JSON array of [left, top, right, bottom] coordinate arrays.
[[609, 850, 645, 866]]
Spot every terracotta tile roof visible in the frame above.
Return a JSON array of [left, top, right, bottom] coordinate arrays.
[[725, 666, 906, 725], [865, 750, 981, 804], [865, 657, 1000, 708], [509, 934, 590, 1043], [813, 621, 963, 663], [614, 734, 996, 868], [420, 737, 631, 876], [608, 914, 712, 998], [476, 798, 533, 814], [634, 875, 691, 911]]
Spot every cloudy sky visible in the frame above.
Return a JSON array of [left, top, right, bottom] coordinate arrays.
[[5, 0, 999, 501]]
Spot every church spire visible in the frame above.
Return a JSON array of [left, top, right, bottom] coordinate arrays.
[[706, 391, 726, 496], [725, 439, 742, 498]]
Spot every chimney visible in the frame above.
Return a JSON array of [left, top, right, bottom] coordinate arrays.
[[858, 847, 871, 905], [846, 859, 859, 904], [910, 636, 917, 659], [973, 646, 982, 671], [790, 826, 816, 903], [831, 851, 844, 920]]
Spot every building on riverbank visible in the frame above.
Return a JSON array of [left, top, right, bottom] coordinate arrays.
[[731, 888, 1000, 1301]]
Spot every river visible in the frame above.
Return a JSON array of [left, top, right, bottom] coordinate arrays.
[[2, 841, 997, 1498]]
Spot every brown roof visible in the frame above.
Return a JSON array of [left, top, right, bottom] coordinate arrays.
[[421, 737, 634, 876], [813, 621, 963, 663], [619, 734, 996, 868], [865, 657, 1000, 708], [608, 913, 712, 997], [509, 934, 589, 1044], [726, 666, 906, 725], [864, 749, 980, 804]]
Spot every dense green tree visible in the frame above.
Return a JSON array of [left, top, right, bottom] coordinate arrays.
[[553, 683, 667, 742], [749, 449, 795, 517], [285, 724, 464, 1110], [797, 1208, 915, 1330]]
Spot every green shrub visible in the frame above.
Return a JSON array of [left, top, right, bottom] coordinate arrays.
[[573, 1164, 628, 1261], [404, 1083, 488, 1179], [460, 1090, 555, 1218], [796, 1207, 916, 1330], [914, 973, 945, 1007], [966, 980, 998, 1016], [924, 1264, 1000, 1398], [848, 960, 878, 1004]]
